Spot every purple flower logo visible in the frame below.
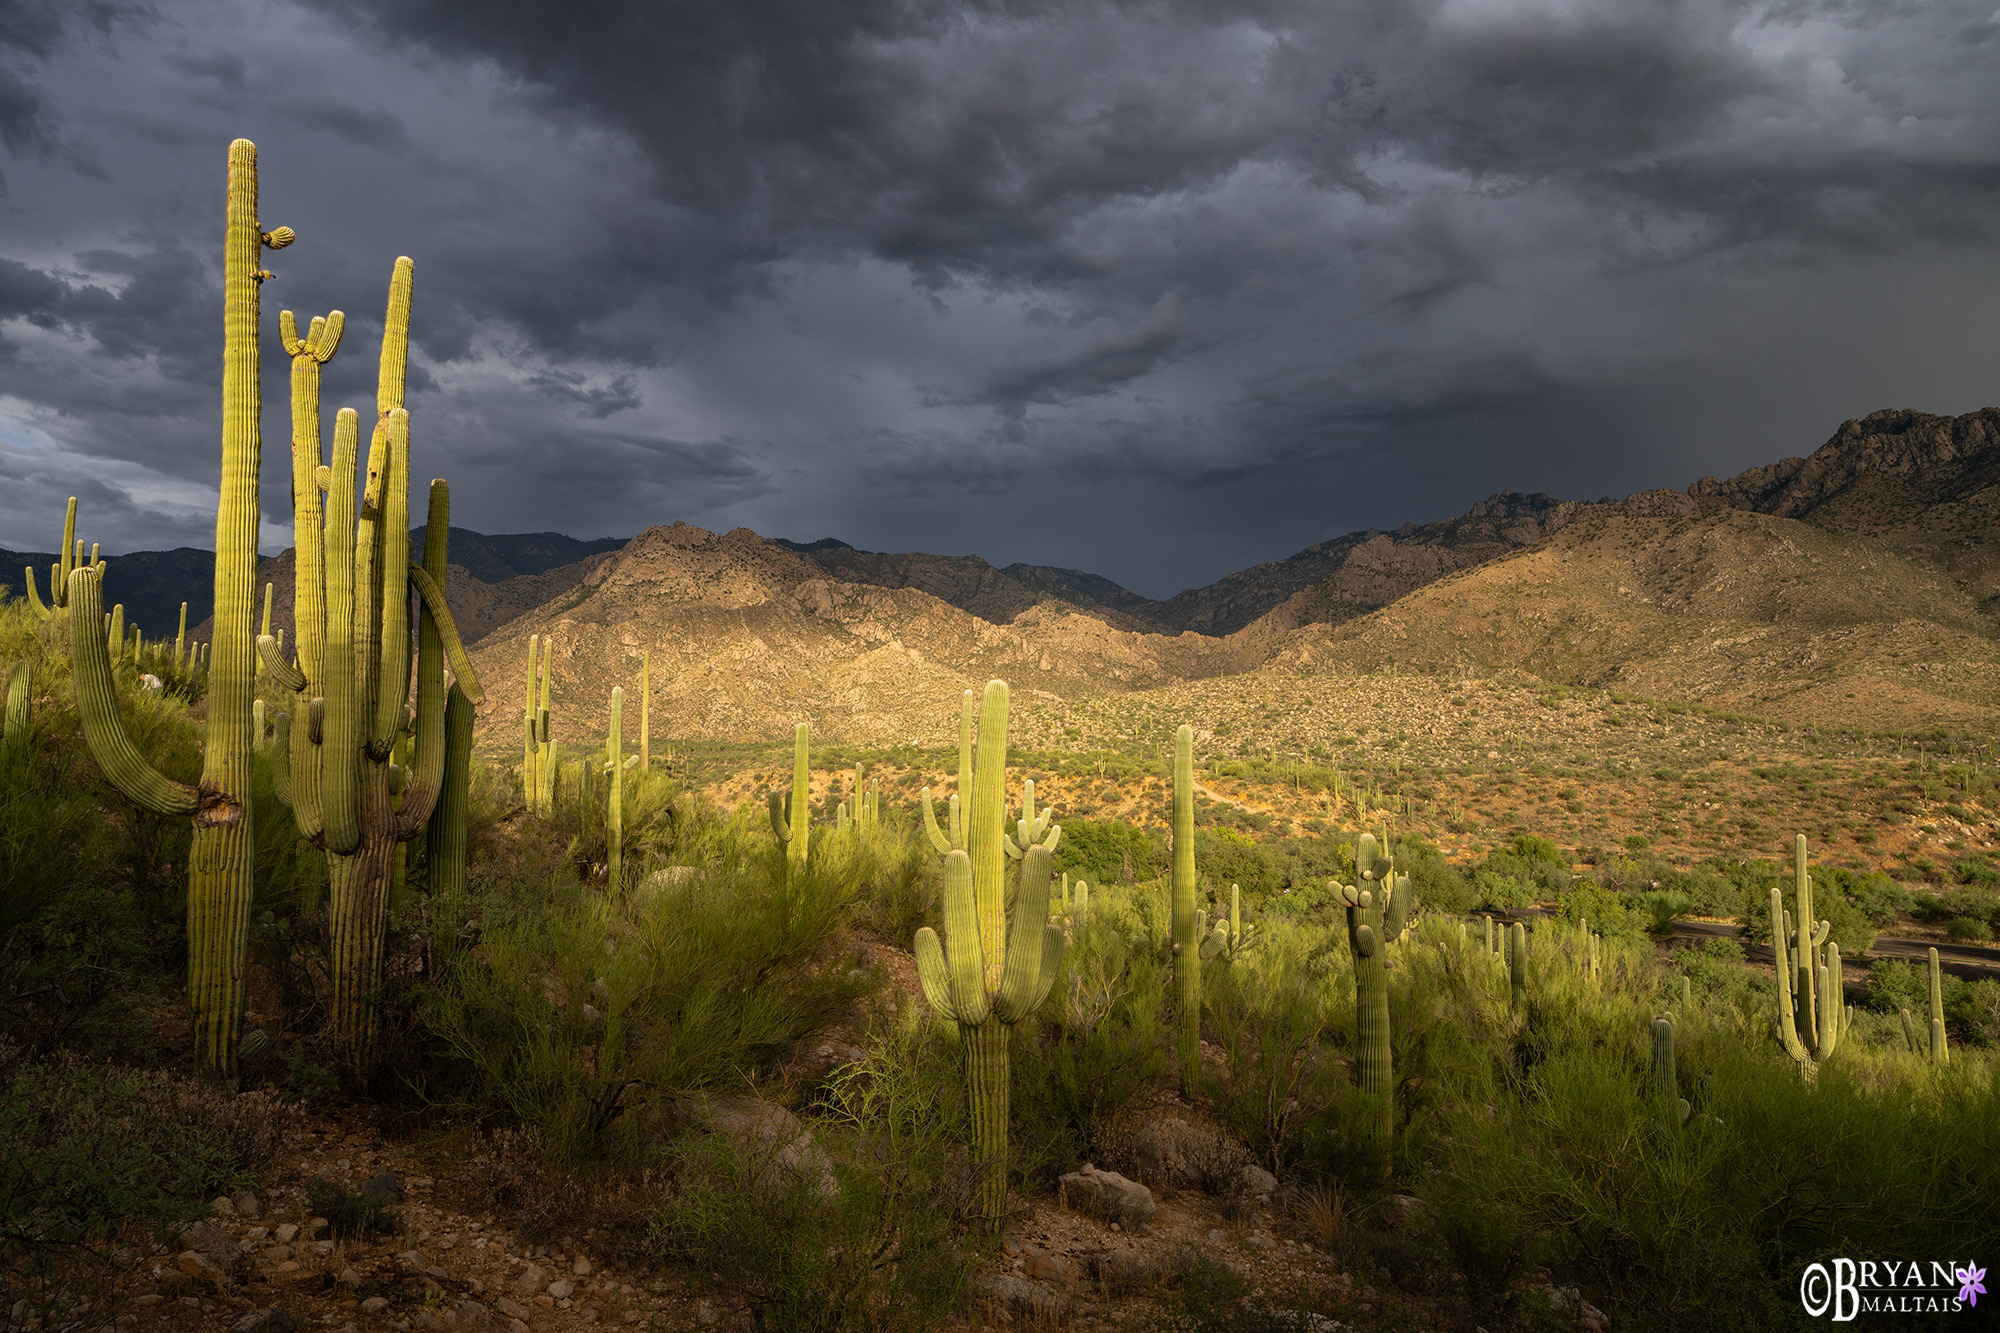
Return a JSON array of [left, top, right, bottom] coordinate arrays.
[[1958, 1264, 1986, 1308]]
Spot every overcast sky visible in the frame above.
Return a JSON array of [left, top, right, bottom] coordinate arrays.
[[2, 0, 1997, 598]]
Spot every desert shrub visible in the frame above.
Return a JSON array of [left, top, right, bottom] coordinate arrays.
[[1733, 863, 1874, 955], [423, 822, 873, 1165], [1554, 877, 1639, 938], [1671, 938, 1763, 1025], [1398, 839, 1472, 915], [0, 1038, 280, 1325], [1056, 817, 1164, 889], [647, 1014, 976, 1333], [1945, 977, 2000, 1048], [305, 1177, 400, 1238], [1007, 885, 1171, 1184], [1633, 890, 1693, 936], [1864, 959, 1928, 1016], [1473, 869, 1534, 912], [1842, 871, 1912, 926], [1658, 866, 1736, 919], [1945, 915, 1993, 942]]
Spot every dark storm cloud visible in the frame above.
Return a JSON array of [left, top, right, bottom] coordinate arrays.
[[2, 0, 1998, 596]]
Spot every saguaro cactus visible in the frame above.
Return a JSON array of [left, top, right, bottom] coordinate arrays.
[[521, 635, 556, 814], [1339, 832, 1414, 1174], [261, 254, 484, 1066], [912, 680, 1064, 1224], [23, 497, 81, 620], [1652, 1016, 1690, 1125], [1771, 834, 1847, 1064], [767, 722, 811, 872], [604, 685, 636, 891], [1928, 947, 1948, 1065], [639, 649, 651, 772], [1509, 921, 1528, 1011], [67, 140, 292, 1076]]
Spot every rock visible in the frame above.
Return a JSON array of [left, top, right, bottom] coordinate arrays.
[[180, 1222, 244, 1274], [261, 1245, 293, 1263], [234, 1192, 263, 1220], [693, 1300, 720, 1325], [228, 1310, 299, 1333], [1059, 1164, 1157, 1226], [273, 1223, 299, 1245], [336, 1268, 363, 1290], [1241, 1165, 1278, 1198], [493, 1298, 528, 1320], [513, 1265, 547, 1296], [455, 1300, 496, 1330], [212, 1196, 238, 1218], [360, 1171, 402, 1206], [678, 1096, 838, 1202], [572, 1256, 592, 1277], [177, 1252, 223, 1285], [1245, 1233, 1277, 1250], [974, 1273, 1065, 1322], [547, 1280, 575, 1300], [361, 1298, 390, 1314], [1023, 1248, 1065, 1282], [1384, 1194, 1430, 1231]]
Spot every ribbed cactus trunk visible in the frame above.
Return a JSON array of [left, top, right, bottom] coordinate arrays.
[[424, 686, 474, 923], [767, 722, 811, 872], [1171, 724, 1200, 1090], [1342, 832, 1412, 1178], [639, 650, 651, 772], [65, 142, 287, 1078]]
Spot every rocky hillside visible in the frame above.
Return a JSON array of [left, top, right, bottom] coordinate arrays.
[[464, 523, 1249, 751], [1261, 508, 2000, 731]]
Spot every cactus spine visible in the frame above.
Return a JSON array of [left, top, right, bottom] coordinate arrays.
[[911, 681, 1064, 1225], [1339, 831, 1414, 1176], [767, 722, 811, 872], [262, 253, 484, 1067], [1928, 947, 1948, 1065], [65, 142, 293, 1076], [1652, 1016, 1690, 1125], [1771, 834, 1845, 1063]]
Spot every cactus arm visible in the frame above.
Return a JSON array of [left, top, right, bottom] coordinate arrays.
[[393, 484, 452, 838], [67, 570, 199, 815], [1030, 923, 1065, 1010], [1770, 886, 1809, 1061], [352, 418, 388, 764], [371, 410, 413, 754], [913, 927, 959, 1024], [1199, 926, 1226, 961], [768, 790, 790, 841], [1818, 942, 1843, 1055], [920, 787, 951, 854], [318, 407, 362, 853], [994, 844, 1054, 1022], [1003, 833, 1024, 860], [23, 567, 50, 619], [939, 848, 988, 1025], [57, 496, 77, 603], [3, 661, 30, 750], [257, 636, 307, 693], [1383, 872, 1413, 941], [404, 564, 485, 703]]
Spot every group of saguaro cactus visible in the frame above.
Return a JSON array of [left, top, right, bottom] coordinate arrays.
[[256, 242, 483, 1066], [67, 141, 293, 1076], [1771, 835, 1850, 1064], [1340, 832, 1414, 1173], [768, 722, 812, 873], [22, 497, 97, 621], [913, 682, 1065, 1225], [521, 635, 557, 815], [838, 765, 882, 835]]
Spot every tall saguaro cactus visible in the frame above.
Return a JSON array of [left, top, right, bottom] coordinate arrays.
[[912, 681, 1064, 1224], [1771, 834, 1847, 1064], [605, 685, 634, 891], [67, 140, 292, 1076], [1171, 724, 1201, 1089], [521, 634, 556, 814], [261, 253, 484, 1067], [24, 497, 85, 620], [1928, 947, 1948, 1065], [767, 721, 811, 873], [1339, 832, 1414, 1175]]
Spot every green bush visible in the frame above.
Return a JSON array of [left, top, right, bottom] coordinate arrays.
[[1055, 817, 1163, 890], [1734, 862, 1874, 955], [423, 820, 874, 1165], [1555, 877, 1639, 938], [1945, 915, 1993, 942]]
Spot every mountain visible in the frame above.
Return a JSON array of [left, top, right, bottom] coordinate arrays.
[[3, 546, 221, 641], [406, 528, 627, 584], [465, 522, 1249, 750], [1260, 507, 2000, 732], [775, 538, 1159, 629]]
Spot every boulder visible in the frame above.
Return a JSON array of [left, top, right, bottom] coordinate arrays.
[[1059, 1164, 1157, 1226], [974, 1273, 1065, 1322], [177, 1222, 244, 1275], [1241, 1164, 1278, 1199]]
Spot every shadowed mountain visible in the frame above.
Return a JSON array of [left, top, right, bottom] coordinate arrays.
[[774, 537, 1159, 629], [3, 546, 220, 641], [407, 527, 627, 584]]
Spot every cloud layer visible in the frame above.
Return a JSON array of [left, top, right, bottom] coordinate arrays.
[[2, 0, 1997, 596]]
